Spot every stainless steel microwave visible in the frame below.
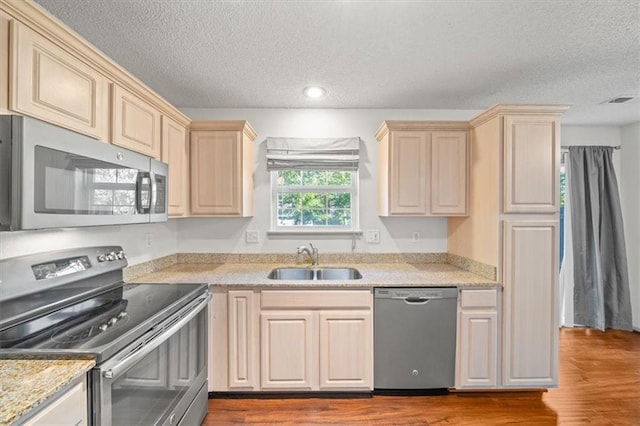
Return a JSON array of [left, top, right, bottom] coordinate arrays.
[[0, 115, 168, 231]]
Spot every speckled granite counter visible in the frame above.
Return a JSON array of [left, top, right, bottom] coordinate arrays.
[[131, 262, 498, 288], [0, 359, 95, 425]]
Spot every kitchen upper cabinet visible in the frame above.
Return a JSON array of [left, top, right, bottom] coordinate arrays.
[[10, 21, 109, 140], [502, 219, 558, 388], [503, 115, 560, 213], [388, 131, 429, 215], [227, 290, 259, 390], [0, 10, 10, 113], [189, 121, 256, 216], [456, 289, 498, 389], [376, 121, 469, 217], [23, 376, 88, 426], [161, 115, 189, 217], [112, 84, 162, 159], [431, 131, 468, 215]]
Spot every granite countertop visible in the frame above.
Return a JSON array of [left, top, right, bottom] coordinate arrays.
[[0, 358, 95, 425], [131, 262, 497, 288]]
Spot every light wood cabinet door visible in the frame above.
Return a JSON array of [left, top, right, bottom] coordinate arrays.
[[112, 84, 162, 158], [260, 311, 317, 390], [502, 219, 558, 388], [503, 115, 560, 213], [456, 310, 498, 388], [389, 131, 429, 215], [228, 290, 258, 389], [456, 289, 498, 389], [161, 115, 189, 217], [0, 10, 10, 113], [190, 127, 254, 216], [23, 376, 87, 426], [319, 310, 372, 390], [431, 131, 468, 215], [10, 21, 109, 140]]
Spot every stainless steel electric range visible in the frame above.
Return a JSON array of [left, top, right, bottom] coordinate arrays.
[[0, 246, 210, 425]]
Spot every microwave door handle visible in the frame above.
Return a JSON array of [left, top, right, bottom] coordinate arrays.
[[135, 172, 151, 213], [102, 295, 210, 380], [149, 172, 158, 213]]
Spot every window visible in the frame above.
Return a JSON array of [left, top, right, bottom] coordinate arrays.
[[272, 169, 358, 231], [266, 137, 360, 233], [90, 168, 139, 215]]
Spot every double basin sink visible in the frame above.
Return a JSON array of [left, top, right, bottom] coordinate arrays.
[[267, 267, 362, 281]]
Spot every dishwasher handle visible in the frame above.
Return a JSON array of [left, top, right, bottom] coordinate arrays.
[[392, 295, 441, 304]]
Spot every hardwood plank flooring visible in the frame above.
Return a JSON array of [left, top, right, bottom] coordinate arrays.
[[204, 328, 640, 425]]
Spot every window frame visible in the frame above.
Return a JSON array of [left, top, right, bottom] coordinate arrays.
[[270, 169, 360, 233]]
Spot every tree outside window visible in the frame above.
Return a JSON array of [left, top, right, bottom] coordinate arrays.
[[273, 170, 357, 230]]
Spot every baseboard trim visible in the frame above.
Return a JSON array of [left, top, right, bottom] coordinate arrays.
[[208, 391, 372, 399]]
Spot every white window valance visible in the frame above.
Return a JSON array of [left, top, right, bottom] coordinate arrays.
[[266, 137, 360, 171]]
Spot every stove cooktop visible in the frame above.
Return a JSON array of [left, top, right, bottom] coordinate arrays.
[[0, 283, 207, 362]]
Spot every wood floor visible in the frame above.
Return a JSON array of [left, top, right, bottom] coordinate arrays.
[[204, 328, 640, 425]]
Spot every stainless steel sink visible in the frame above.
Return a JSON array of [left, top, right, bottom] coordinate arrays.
[[315, 267, 362, 280], [267, 268, 315, 280], [267, 267, 362, 280]]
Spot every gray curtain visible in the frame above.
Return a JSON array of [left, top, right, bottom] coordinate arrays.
[[568, 146, 632, 331]]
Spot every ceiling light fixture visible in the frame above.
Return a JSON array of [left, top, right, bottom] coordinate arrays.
[[303, 86, 326, 98]]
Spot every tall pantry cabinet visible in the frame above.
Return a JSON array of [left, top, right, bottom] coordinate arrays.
[[449, 104, 567, 389]]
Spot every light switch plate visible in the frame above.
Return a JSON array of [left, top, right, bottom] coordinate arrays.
[[246, 230, 260, 244]]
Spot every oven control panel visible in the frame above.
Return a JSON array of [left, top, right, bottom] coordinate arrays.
[[97, 249, 126, 263], [32, 256, 92, 280]]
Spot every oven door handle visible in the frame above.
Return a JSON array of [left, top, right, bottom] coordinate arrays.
[[102, 293, 210, 379]]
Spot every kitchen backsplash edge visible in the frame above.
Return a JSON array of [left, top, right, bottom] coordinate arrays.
[[447, 253, 497, 281]]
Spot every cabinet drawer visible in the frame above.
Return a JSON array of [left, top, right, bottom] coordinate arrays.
[[460, 289, 497, 309], [261, 290, 372, 310]]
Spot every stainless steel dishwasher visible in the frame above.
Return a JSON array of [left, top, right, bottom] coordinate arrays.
[[374, 287, 458, 391]]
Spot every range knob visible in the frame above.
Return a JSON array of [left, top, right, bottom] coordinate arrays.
[[99, 323, 108, 332], [107, 317, 118, 326], [97, 255, 107, 262], [116, 250, 125, 260], [117, 311, 128, 319]]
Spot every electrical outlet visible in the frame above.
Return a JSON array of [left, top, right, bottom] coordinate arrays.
[[366, 229, 380, 244], [246, 230, 260, 244], [412, 231, 420, 242], [144, 232, 153, 248]]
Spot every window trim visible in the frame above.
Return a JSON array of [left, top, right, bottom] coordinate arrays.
[[270, 170, 360, 233]]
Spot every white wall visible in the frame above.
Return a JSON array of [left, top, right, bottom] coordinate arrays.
[[562, 124, 639, 331], [0, 221, 178, 265], [178, 108, 481, 254], [620, 123, 640, 331]]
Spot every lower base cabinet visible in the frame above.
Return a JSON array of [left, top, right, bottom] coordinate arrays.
[[23, 376, 88, 426], [210, 289, 373, 392], [455, 288, 498, 389]]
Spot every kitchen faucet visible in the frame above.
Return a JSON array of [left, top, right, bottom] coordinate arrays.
[[297, 243, 319, 266]]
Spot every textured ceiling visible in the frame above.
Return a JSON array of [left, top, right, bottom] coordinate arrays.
[[33, 0, 640, 126]]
